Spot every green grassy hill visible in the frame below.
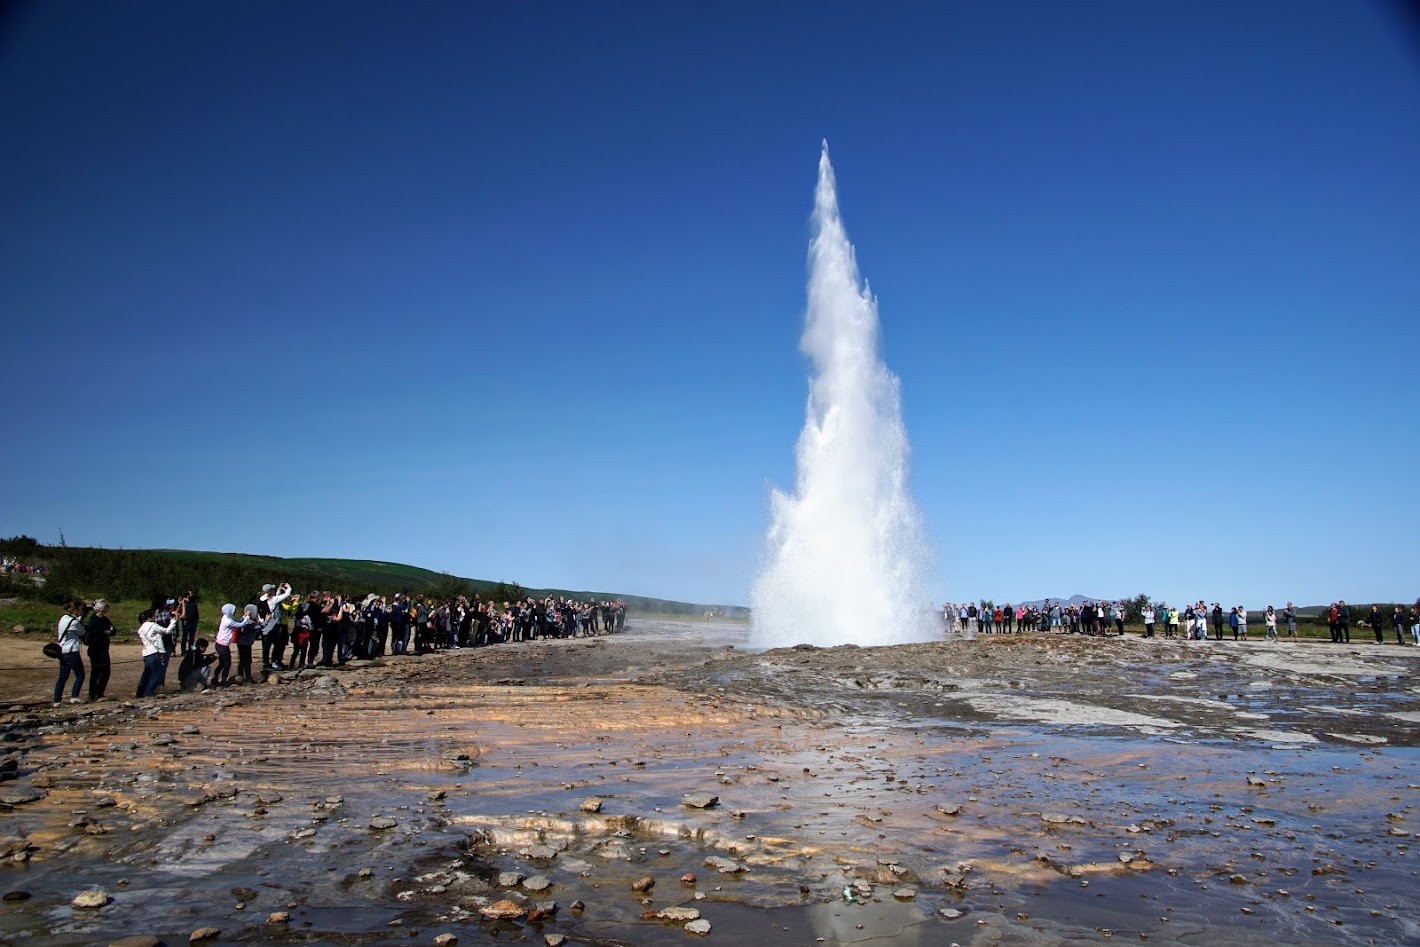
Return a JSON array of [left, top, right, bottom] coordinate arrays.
[[0, 538, 749, 619]]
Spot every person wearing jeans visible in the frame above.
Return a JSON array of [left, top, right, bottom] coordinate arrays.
[[53, 599, 89, 705], [135, 610, 177, 698]]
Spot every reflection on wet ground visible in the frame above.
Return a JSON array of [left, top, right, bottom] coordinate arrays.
[[0, 621, 1416, 945]]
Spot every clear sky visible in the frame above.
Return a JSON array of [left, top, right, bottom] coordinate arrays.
[[2, 1, 1417, 608]]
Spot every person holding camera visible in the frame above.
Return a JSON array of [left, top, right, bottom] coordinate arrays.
[[53, 598, 91, 705], [258, 582, 293, 672]]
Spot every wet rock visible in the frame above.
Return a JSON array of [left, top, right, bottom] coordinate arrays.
[[433, 935, 458, 947], [358, 868, 373, 878], [935, 803, 962, 816], [369, 816, 398, 830], [939, 907, 964, 919], [570, 900, 586, 912], [685, 919, 712, 935], [523, 875, 552, 892], [0, 788, 45, 805], [256, 790, 283, 804], [545, 936, 567, 947], [681, 872, 697, 884], [524, 844, 558, 861], [72, 888, 109, 908], [528, 901, 558, 922], [893, 887, 917, 899], [1246, 776, 1267, 788], [189, 928, 220, 943], [498, 871, 525, 887], [580, 797, 604, 813], [646, 906, 700, 922], [704, 856, 744, 874], [109, 937, 159, 947], [2, 891, 30, 902], [682, 792, 719, 809], [1229, 874, 1249, 885], [151, 733, 176, 746], [292, 827, 316, 839], [479, 899, 527, 920], [181, 725, 201, 735], [267, 911, 290, 924], [0, 836, 29, 857], [427, 790, 446, 802], [632, 876, 655, 893]]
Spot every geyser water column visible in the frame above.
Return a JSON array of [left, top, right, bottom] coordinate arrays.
[[750, 143, 935, 649]]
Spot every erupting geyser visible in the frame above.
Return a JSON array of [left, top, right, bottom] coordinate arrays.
[[750, 143, 935, 649]]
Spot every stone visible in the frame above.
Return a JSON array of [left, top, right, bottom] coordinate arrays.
[[181, 725, 201, 735], [580, 797, 604, 813], [109, 937, 159, 947], [433, 935, 458, 946], [427, 790, 446, 801], [189, 928, 220, 942], [545, 936, 567, 947], [358, 868, 373, 878], [524, 844, 558, 860], [893, 886, 917, 899], [523, 875, 552, 892], [650, 906, 700, 922], [256, 791, 283, 804], [935, 803, 962, 816], [1246, 776, 1267, 788], [682, 793, 719, 809], [479, 899, 526, 920], [685, 919, 711, 935], [151, 733, 176, 746], [681, 872, 697, 884], [369, 816, 398, 830], [704, 856, 744, 874], [0, 788, 45, 805], [939, 908, 964, 919], [498, 871, 525, 887], [2, 891, 30, 902], [631, 876, 655, 893], [0, 837, 29, 857], [72, 889, 108, 909], [267, 911, 290, 924], [292, 827, 316, 839]]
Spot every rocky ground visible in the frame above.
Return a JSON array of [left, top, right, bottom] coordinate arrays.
[[0, 622, 1417, 946]]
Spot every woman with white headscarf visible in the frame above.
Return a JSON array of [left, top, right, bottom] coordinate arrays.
[[214, 603, 249, 687]]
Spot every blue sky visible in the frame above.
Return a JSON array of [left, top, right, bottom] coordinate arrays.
[[2, 1, 1417, 608]]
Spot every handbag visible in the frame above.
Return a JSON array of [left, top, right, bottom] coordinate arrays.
[[43, 642, 62, 659]]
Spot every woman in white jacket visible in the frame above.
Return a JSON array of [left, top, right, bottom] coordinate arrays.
[[213, 603, 250, 687], [135, 609, 178, 697]]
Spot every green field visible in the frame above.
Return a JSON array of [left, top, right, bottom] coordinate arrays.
[[0, 539, 750, 633]]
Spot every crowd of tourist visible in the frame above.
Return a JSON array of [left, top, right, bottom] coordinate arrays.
[[941, 599, 1420, 645], [49, 584, 627, 705], [1, 557, 45, 575]]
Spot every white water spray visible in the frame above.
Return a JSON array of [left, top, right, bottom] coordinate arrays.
[[750, 143, 935, 649]]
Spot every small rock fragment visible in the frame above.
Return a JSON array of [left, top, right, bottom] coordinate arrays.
[[682, 792, 719, 809], [632, 876, 655, 893], [580, 797, 603, 813], [189, 928, 220, 943], [72, 889, 108, 909], [433, 934, 458, 947], [369, 816, 398, 830], [479, 899, 527, 920], [685, 919, 712, 935], [267, 911, 290, 924]]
